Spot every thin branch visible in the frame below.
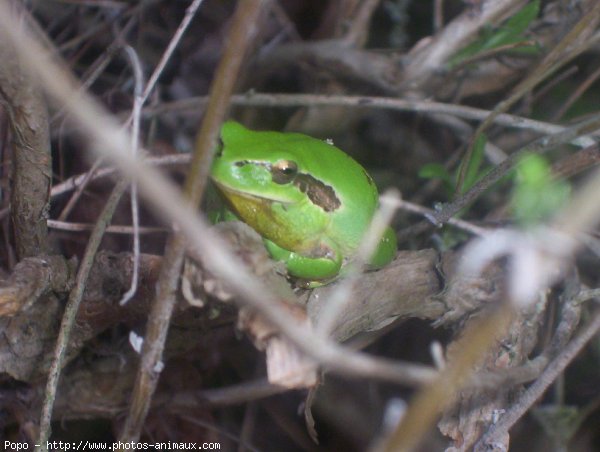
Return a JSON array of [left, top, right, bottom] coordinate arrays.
[[474, 308, 600, 451], [433, 0, 444, 33], [53, 18, 137, 222], [179, 415, 262, 452], [396, 198, 489, 236], [551, 144, 600, 181], [119, 0, 267, 443], [52, 15, 136, 126], [56, 159, 104, 221], [37, 180, 129, 452], [382, 304, 514, 451], [433, 111, 600, 227], [342, 0, 381, 46], [143, 93, 597, 147], [140, 0, 205, 106], [116, 0, 205, 306], [456, 5, 600, 191], [47, 219, 165, 234], [575, 287, 600, 303], [49, 154, 189, 199], [57, 1, 147, 52], [42, 88, 600, 207], [402, 0, 527, 88], [552, 65, 600, 121], [118, 45, 143, 306]]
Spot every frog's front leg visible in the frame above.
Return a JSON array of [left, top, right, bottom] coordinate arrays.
[[264, 239, 342, 281]]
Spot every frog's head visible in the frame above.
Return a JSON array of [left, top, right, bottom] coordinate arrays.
[[210, 121, 341, 217]]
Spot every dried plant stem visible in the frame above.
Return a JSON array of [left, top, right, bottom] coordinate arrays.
[[47, 219, 165, 234], [456, 3, 600, 191], [49, 154, 189, 199], [57, 2, 146, 52], [342, 0, 380, 46], [118, 0, 268, 443], [84, 0, 202, 308], [396, 198, 488, 236], [56, 159, 104, 221], [403, 0, 527, 87], [37, 180, 129, 452], [433, 0, 444, 32], [111, 0, 230, 309], [53, 18, 137, 222], [475, 308, 600, 450], [551, 144, 600, 181], [141, 0, 205, 106], [552, 66, 600, 121], [433, 111, 600, 226], [575, 288, 600, 303], [118, 45, 143, 306], [144, 93, 597, 147], [381, 304, 513, 451], [43, 89, 600, 208], [39, 89, 597, 220]]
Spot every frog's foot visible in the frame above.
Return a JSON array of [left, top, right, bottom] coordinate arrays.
[[264, 239, 342, 282], [293, 276, 338, 289]]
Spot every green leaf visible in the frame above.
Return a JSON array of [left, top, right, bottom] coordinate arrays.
[[510, 153, 570, 227], [419, 163, 453, 184], [462, 133, 487, 193], [503, 0, 540, 35], [449, 0, 540, 67]]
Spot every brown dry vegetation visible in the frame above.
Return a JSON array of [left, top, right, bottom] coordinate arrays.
[[1, 1, 600, 451]]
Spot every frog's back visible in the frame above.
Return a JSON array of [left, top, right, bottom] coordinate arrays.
[[287, 134, 379, 252]]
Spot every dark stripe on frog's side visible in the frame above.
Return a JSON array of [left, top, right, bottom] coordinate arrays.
[[232, 160, 341, 212], [294, 173, 341, 212]]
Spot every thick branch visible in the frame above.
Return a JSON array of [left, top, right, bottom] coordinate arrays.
[[0, 19, 51, 258]]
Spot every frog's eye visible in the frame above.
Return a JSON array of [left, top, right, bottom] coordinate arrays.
[[271, 160, 298, 184]]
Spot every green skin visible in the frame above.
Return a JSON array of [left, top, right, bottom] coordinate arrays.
[[210, 121, 397, 284]]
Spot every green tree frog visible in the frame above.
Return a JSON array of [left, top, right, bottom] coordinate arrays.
[[210, 121, 397, 284]]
